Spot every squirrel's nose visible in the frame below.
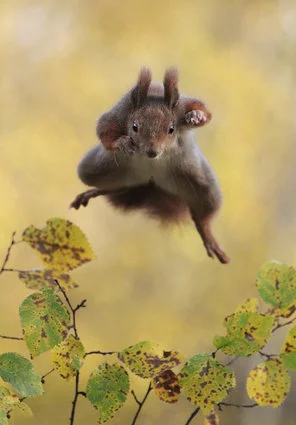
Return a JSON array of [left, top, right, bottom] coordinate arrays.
[[147, 150, 158, 159]]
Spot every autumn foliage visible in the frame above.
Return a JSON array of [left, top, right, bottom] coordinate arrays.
[[0, 218, 296, 424]]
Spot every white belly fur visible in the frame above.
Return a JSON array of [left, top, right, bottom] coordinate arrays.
[[123, 153, 173, 190]]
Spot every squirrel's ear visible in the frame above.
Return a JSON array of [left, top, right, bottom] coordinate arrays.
[[163, 67, 179, 109], [132, 68, 152, 108]]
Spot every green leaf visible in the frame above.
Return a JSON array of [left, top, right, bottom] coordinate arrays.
[[19, 288, 70, 357], [178, 354, 235, 415], [246, 358, 290, 407], [118, 341, 184, 379], [152, 370, 180, 404], [280, 326, 296, 371], [0, 353, 43, 397], [86, 363, 129, 424], [51, 335, 85, 379], [0, 386, 32, 416], [213, 300, 274, 356], [22, 218, 96, 271], [18, 268, 78, 292], [256, 261, 296, 317], [0, 410, 8, 425]]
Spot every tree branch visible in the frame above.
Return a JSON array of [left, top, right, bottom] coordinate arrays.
[[272, 316, 296, 333], [70, 371, 80, 425], [84, 350, 118, 358], [54, 280, 86, 425], [0, 334, 23, 341], [0, 232, 16, 276], [184, 407, 200, 425], [220, 401, 258, 408], [130, 383, 152, 425], [54, 280, 86, 338]]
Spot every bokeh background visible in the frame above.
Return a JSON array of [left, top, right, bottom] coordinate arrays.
[[1, 0, 296, 424]]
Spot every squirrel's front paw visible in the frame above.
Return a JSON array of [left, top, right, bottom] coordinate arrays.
[[185, 110, 209, 126], [115, 136, 138, 156]]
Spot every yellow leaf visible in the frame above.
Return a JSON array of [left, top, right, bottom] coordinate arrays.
[[246, 358, 290, 407], [51, 335, 85, 380], [22, 218, 96, 271], [118, 341, 184, 378], [235, 298, 259, 313], [19, 268, 78, 292]]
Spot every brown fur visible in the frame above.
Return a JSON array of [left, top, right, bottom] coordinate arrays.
[[71, 67, 230, 263], [107, 182, 188, 223]]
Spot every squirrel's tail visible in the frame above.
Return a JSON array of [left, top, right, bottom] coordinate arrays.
[[107, 183, 188, 223]]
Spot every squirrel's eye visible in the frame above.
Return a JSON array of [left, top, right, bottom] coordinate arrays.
[[132, 122, 138, 132], [168, 124, 174, 134]]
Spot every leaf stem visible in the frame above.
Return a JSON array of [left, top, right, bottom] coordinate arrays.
[[41, 368, 55, 383], [130, 383, 152, 425]]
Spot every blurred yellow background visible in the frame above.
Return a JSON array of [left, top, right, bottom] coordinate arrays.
[[1, 0, 296, 424]]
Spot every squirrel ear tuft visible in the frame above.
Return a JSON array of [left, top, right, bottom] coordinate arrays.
[[163, 67, 179, 109], [132, 67, 152, 108]]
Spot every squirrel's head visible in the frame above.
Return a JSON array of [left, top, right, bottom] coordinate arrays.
[[128, 68, 179, 159]]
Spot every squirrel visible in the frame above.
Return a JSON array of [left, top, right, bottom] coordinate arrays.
[[70, 67, 230, 264]]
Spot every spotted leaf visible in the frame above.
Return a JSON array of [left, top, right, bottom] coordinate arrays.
[[22, 218, 96, 271], [178, 354, 235, 415], [86, 363, 129, 424], [0, 410, 8, 425], [0, 386, 32, 416], [19, 288, 70, 358], [256, 261, 296, 317], [213, 302, 274, 356], [247, 358, 290, 407], [18, 268, 78, 292], [51, 335, 85, 379], [235, 298, 259, 313], [118, 341, 184, 378], [0, 353, 43, 398], [152, 370, 180, 403], [280, 326, 296, 371]]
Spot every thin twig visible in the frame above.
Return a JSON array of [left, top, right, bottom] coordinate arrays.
[[220, 401, 258, 408], [54, 280, 86, 425], [70, 371, 80, 425], [184, 407, 200, 425], [272, 316, 296, 333], [130, 383, 152, 425], [84, 350, 118, 358], [131, 390, 141, 406], [0, 232, 16, 275], [259, 351, 279, 360], [1, 268, 23, 273], [0, 334, 23, 341], [54, 280, 86, 338], [224, 357, 238, 367]]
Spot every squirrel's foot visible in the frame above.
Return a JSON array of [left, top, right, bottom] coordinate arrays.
[[204, 238, 230, 264], [185, 110, 208, 126], [115, 136, 138, 156], [70, 188, 104, 210]]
